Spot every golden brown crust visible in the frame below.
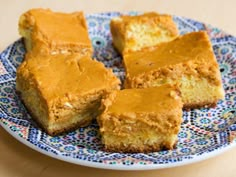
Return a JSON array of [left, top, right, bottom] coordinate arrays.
[[104, 140, 178, 153], [183, 101, 217, 110]]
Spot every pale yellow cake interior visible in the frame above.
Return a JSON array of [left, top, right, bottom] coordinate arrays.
[[110, 12, 179, 54]]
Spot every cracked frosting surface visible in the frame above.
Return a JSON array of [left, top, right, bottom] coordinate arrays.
[[124, 31, 219, 81], [99, 85, 183, 134], [17, 53, 120, 105]]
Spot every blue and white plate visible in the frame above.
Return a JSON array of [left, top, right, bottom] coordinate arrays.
[[0, 12, 235, 170]]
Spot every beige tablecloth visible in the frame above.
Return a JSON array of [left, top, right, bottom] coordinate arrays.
[[0, 0, 235, 176]]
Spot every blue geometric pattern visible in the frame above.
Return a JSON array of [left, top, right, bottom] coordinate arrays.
[[0, 12, 235, 169]]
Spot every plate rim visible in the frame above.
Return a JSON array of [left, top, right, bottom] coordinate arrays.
[[1, 120, 236, 170]]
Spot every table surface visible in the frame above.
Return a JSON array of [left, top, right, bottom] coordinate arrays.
[[0, 0, 235, 176]]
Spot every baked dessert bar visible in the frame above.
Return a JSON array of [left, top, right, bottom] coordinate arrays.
[[16, 53, 120, 135], [110, 12, 178, 54], [97, 85, 183, 153], [19, 8, 93, 56], [124, 31, 225, 109]]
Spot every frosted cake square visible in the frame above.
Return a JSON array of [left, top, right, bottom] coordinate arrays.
[[124, 31, 225, 109], [97, 85, 183, 153], [110, 12, 178, 55], [16, 53, 120, 135], [19, 8, 93, 56]]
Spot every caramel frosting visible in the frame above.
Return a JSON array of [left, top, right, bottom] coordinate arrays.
[[105, 86, 181, 114], [19, 8, 92, 51], [124, 31, 218, 77], [99, 85, 183, 135], [17, 53, 120, 105]]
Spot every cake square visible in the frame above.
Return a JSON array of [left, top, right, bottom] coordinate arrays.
[[97, 85, 183, 153], [19, 8, 93, 56], [124, 31, 225, 109], [16, 53, 120, 135], [110, 12, 178, 55]]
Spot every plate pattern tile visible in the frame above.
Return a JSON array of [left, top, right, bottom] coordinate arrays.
[[0, 12, 236, 169]]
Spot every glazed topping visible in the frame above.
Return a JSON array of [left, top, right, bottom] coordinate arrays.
[[20, 8, 91, 45], [124, 31, 217, 77], [18, 53, 120, 101], [106, 85, 181, 114]]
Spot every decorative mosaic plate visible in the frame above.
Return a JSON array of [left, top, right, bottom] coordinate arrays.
[[0, 12, 236, 170]]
